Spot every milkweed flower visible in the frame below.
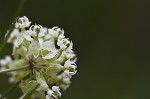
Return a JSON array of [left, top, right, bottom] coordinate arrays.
[[46, 86, 61, 99], [0, 16, 77, 99]]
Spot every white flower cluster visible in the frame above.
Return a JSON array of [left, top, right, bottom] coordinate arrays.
[[0, 16, 77, 99]]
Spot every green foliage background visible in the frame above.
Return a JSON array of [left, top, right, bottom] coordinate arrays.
[[0, 0, 150, 99]]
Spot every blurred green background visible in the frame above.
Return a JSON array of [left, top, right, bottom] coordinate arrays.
[[1, 0, 150, 99]]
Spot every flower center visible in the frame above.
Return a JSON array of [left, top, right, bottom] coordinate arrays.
[[28, 59, 36, 71]]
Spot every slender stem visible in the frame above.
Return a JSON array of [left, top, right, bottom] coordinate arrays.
[[15, 0, 27, 18], [0, 0, 27, 53], [0, 66, 28, 74], [0, 23, 15, 53], [19, 83, 39, 99], [0, 74, 29, 99]]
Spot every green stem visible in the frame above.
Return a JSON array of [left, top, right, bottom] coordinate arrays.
[[19, 83, 39, 99], [0, 0, 27, 53], [0, 66, 28, 74], [0, 74, 29, 99], [15, 0, 27, 18]]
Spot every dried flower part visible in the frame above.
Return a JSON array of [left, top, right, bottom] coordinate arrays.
[[0, 16, 77, 99]]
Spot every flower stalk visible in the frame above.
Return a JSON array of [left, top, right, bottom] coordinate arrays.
[[0, 0, 27, 53], [0, 66, 28, 74]]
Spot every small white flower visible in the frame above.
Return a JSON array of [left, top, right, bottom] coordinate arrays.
[[7, 29, 19, 43], [41, 40, 54, 51], [66, 41, 73, 53], [46, 86, 61, 99], [48, 27, 65, 39], [28, 24, 43, 37], [52, 86, 61, 97], [5, 56, 12, 62], [15, 16, 31, 28], [57, 39, 71, 50], [28, 41, 39, 58], [66, 52, 76, 59], [58, 51, 76, 64], [64, 59, 77, 71], [46, 94, 52, 99], [64, 70, 77, 78], [57, 74, 71, 90], [16, 31, 33, 47], [58, 74, 71, 84], [63, 59, 77, 78], [9, 77, 16, 83], [59, 84, 70, 91], [63, 77, 71, 84], [0, 55, 12, 66], [40, 40, 58, 59]]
